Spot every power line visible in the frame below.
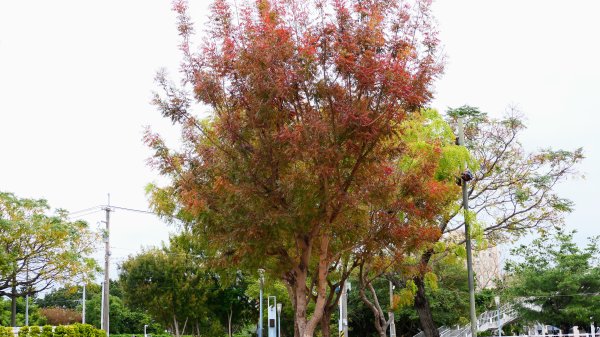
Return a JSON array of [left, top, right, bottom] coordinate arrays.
[[103, 205, 158, 215], [69, 206, 102, 216], [69, 209, 103, 221]]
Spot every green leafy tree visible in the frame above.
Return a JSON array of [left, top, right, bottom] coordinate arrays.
[[506, 229, 600, 332], [354, 108, 467, 337], [0, 192, 98, 325], [0, 296, 47, 326], [406, 107, 583, 337], [36, 285, 101, 310], [84, 293, 154, 334], [120, 233, 247, 337]]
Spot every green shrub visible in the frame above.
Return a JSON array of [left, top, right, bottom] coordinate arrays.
[[18, 326, 29, 337], [73, 324, 95, 337], [63, 326, 75, 337], [0, 327, 10, 337], [93, 330, 105, 337], [41, 326, 52, 337], [83, 324, 97, 337], [53, 326, 66, 337], [70, 325, 81, 337], [29, 327, 40, 337]]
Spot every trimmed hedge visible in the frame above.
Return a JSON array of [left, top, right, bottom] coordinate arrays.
[[0, 327, 14, 337], [41, 327, 53, 337], [1, 325, 105, 337]]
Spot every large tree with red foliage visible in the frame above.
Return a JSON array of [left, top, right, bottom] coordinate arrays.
[[146, 0, 443, 336]]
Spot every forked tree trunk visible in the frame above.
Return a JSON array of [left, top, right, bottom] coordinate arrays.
[[289, 234, 331, 337], [414, 276, 439, 337]]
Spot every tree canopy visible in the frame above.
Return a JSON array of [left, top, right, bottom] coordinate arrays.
[[506, 229, 600, 333], [119, 233, 255, 337], [0, 192, 98, 325], [146, 0, 446, 336], [397, 108, 582, 337]]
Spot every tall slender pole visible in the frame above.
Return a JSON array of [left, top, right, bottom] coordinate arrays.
[[25, 294, 29, 326], [100, 282, 104, 330], [339, 281, 349, 337], [458, 118, 477, 337], [497, 304, 501, 337], [259, 269, 264, 337], [102, 195, 111, 336], [494, 296, 500, 337], [25, 261, 29, 326], [277, 303, 282, 337], [389, 281, 396, 337], [82, 284, 86, 324]]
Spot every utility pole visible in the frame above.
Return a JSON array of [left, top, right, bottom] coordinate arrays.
[[82, 283, 86, 324], [389, 281, 396, 337], [102, 195, 111, 336], [458, 117, 477, 337]]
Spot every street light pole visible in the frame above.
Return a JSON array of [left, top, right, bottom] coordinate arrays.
[[389, 281, 396, 337], [339, 281, 349, 337], [458, 117, 477, 337], [82, 284, 86, 324], [277, 303, 282, 337], [258, 269, 265, 337]]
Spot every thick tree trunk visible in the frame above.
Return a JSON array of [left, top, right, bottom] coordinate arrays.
[[414, 276, 439, 337]]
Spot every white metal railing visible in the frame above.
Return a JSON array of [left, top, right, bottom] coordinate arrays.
[[415, 303, 519, 337]]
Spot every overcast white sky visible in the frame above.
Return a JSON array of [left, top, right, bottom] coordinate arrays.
[[1, 0, 599, 280]]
